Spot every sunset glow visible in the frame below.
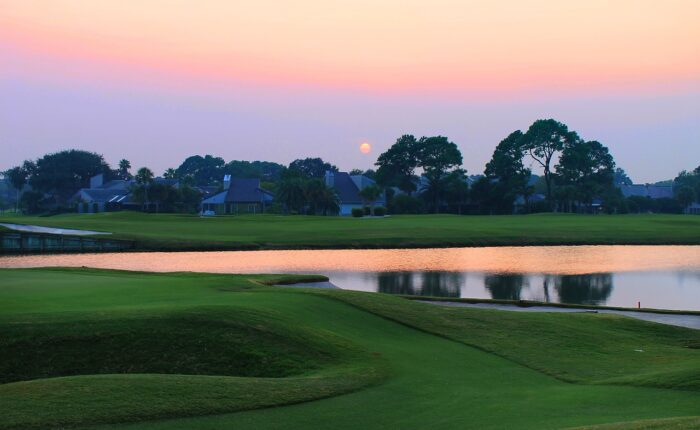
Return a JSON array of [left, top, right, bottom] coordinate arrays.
[[1, 1, 698, 181]]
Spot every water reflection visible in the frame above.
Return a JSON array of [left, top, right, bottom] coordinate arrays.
[[484, 274, 527, 300], [555, 274, 613, 305], [377, 272, 461, 297]]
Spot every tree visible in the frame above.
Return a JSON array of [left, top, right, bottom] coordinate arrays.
[[442, 169, 470, 214], [521, 119, 576, 205], [304, 180, 339, 215], [177, 155, 225, 185], [117, 159, 132, 180], [375, 135, 419, 194], [555, 139, 615, 212], [29, 150, 111, 204], [276, 176, 306, 214], [415, 136, 463, 213], [224, 160, 285, 181], [4, 165, 29, 212], [483, 131, 531, 213], [358, 184, 382, 214], [613, 168, 632, 186], [163, 168, 178, 179], [676, 186, 695, 210], [134, 167, 154, 211], [288, 158, 337, 179]]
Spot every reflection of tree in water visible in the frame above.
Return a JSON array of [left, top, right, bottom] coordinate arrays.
[[555, 273, 613, 305], [420, 272, 462, 297], [484, 274, 526, 300], [376, 271, 461, 297], [376, 272, 417, 295]]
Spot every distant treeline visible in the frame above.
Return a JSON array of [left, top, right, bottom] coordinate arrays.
[[2, 118, 699, 215]]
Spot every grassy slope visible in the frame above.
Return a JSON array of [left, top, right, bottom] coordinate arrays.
[[1, 212, 700, 250], [0, 268, 698, 430]]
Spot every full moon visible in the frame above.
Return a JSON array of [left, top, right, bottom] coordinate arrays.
[[359, 142, 371, 154]]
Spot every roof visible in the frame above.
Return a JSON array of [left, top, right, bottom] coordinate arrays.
[[79, 189, 130, 203], [330, 172, 385, 205], [619, 184, 673, 199], [202, 178, 272, 204]]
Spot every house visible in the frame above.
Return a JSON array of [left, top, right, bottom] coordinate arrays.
[[619, 184, 673, 199], [201, 175, 273, 215], [325, 171, 386, 216], [73, 174, 181, 213], [73, 174, 134, 213]]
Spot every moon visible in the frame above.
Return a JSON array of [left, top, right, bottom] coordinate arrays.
[[360, 142, 371, 154]]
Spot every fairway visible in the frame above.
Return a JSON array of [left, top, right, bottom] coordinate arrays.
[[1, 268, 698, 430], [2, 212, 700, 251]]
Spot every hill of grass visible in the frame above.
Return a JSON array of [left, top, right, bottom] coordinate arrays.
[[1, 268, 698, 429], [1, 212, 699, 251]]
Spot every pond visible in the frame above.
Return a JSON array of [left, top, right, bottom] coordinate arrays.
[[1, 245, 699, 311]]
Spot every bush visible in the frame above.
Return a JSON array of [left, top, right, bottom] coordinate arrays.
[[363, 206, 371, 215], [373, 206, 387, 216], [351, 208, 364, 217]]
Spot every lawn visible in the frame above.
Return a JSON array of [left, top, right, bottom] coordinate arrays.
[[0, 268, 698, 429], [1, 212, 699, 250]]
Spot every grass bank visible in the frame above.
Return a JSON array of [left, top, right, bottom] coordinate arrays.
[[1, 268, 698, 429], [1, 212, 699, 251]]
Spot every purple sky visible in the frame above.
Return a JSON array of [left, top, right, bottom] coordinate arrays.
[[1, 1, 699, 183]]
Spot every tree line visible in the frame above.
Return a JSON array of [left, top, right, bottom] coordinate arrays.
[[3, 118, 699, 215]]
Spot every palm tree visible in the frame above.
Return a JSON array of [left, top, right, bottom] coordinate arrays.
[[118, 159, 132, 180], [5, 166, 28, 213], [276, 177, 306, 214], [163, 168, 177, 180], [135, 167, 154, 211], [358, 184, 382, 215]]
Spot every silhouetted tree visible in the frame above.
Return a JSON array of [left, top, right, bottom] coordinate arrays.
[[416, 136, 463, 213], [117, 159, 132, 180], [375, 135, 419, 194], [288, 158, 337, 179]]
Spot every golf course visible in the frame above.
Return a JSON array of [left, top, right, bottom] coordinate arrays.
[[2, 212, 700, 250], [1, 268, 698, 430]]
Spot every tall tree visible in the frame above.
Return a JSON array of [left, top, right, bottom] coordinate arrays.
[[613, 168, 632, 186], [521, 119, 575, 205], [415, 136, 463, 213], [288, 158, 337, 179], [375, 135, 419, 194], [442, 169, 470, 214], [276, 176, 307, 214], [555, 139, 615, 212], [483, 131, 531, 213], [117, 159, 132, 180], [29, 150, 111, 204]]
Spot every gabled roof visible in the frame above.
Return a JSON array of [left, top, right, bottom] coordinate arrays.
[[202, 178, 272, 204], [333, 172, 363, 204]]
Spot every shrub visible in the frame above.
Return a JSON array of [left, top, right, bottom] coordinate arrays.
[[351, 208, 364, 217], [363, 206, 371, 215], [373, 206, 387, 216]]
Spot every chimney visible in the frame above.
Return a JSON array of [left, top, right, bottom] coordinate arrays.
[[325, 170, 334, 187], [90, 174, 104, 188], [223, 174, 232, 190]]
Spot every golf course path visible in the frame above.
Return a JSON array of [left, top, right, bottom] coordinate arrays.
[[421, 301, 700, 330], [0, 222, 111, 236]]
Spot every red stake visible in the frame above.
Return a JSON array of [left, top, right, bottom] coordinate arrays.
[[637, 301, 640, 309]]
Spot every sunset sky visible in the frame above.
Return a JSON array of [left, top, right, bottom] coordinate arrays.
[[1, 0, 698, 182]]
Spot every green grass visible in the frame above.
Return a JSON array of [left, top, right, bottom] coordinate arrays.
[[0, 268, 698, 430], [1, 212, 699, 250]]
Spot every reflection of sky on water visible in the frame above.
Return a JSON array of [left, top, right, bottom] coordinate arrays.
[[1, 246, 699, 310], [326, 270, 700, 310]]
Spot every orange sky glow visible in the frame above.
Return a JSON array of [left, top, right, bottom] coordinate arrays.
[[2, 0, 699, 96]]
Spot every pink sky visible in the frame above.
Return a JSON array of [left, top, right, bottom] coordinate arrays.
[[1, 0, 699, 182]]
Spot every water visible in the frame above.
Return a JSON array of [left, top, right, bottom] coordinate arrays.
[[1, 245, 699, 311]]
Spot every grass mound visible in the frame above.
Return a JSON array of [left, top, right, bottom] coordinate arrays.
[[568, 416, 700, 429], [0, 307, 349, 384]]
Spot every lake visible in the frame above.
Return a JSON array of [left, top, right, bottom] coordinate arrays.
[[1, 245, 699, 311]]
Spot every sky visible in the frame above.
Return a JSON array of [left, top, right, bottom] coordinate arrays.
[[1, 0, 698, 183]]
